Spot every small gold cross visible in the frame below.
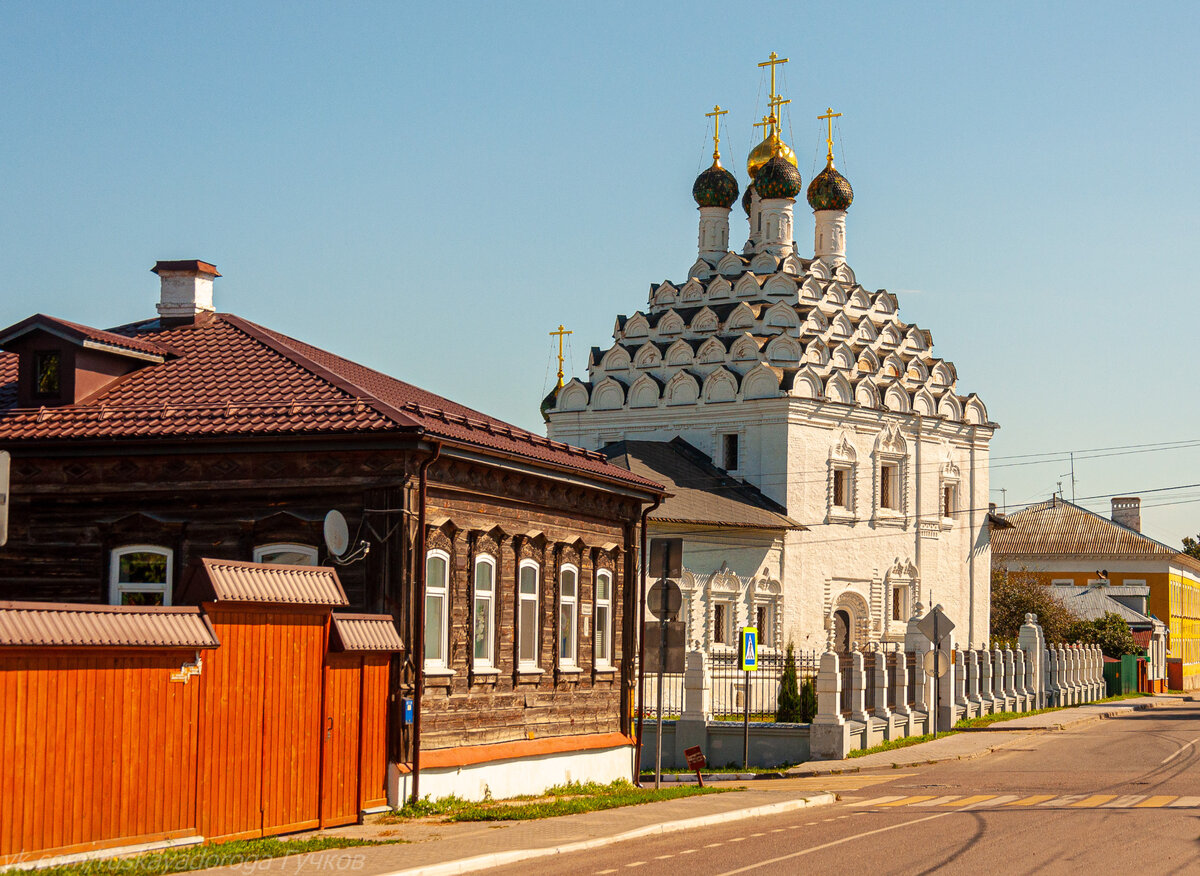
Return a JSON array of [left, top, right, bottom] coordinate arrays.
[[549, 325, 573, 389], [705, 105, 729, 162], [819, 107, 843, 167]]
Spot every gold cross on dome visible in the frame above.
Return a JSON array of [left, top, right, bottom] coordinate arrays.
[[753, 114, 772, 138], [549, 324, 573, 389], [756, 51, 789, 106], [705, 105, 729, 162], [819, 107, 843, 167], [768, 94, 791, 136]]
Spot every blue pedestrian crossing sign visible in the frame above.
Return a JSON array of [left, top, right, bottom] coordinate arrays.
[[740, 626, 759, 672]]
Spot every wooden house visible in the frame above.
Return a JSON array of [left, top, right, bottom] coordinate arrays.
[[0, 260, 664, 802]]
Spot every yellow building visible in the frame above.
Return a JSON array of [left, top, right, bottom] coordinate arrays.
[[991, 496, 1200, 690]]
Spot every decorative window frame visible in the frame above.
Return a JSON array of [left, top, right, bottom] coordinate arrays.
[[707, 569, 741, 651], [718, 428, 743, 475], [939, 458, 961, 530], [873, 426, 909, 527], [109, 545, 174, 606], [594, 569, 614, 669], [253, 543, 319, 565], [827, 434, 857, 524], [472, 554, 497, 671], [558, 563, 579, 669], [886, 560, 918, 630], [752, 577, 783, 652], [424, 549, 451, 671], [517, 559, 541, 671]]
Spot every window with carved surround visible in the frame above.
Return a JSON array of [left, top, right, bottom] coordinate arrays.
[[559, 564, 579, 668], [424, 550, 450, 669], [594, 570, 613, 668], [873, 427, 909, 525], [827, 435, 857, 523], [518, 560, 540, 668], [940, 459, 961, 529], [473, 555, 496, 668]]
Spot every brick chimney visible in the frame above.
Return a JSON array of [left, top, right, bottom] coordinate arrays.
[[1111, 496, 1141, 532], [153, 260, 219, 325]]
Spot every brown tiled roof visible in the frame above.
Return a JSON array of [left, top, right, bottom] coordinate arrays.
[[330, 613, 405, 652], [0, 312, 661, 493], [602, 437, 804, 531], [0, 313, 169, 359], [992, 498, 1200, 575], [0, 601, 219, 648], [177, 557, 350, 607]]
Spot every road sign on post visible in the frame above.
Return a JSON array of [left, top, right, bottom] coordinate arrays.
[[684, 745, 707, 787], [740, 626, 758, 768], [740, 627, 759, 672], [916, 605, 954, 739]]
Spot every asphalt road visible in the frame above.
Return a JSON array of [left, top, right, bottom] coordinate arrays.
[[487, 700, 1200, 875]]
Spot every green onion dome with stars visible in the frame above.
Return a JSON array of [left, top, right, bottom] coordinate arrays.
[[742, 183, 754, 215], [692, 160, 740, 209], [753, 154, 803, 200], [807, 164, 854, 211]]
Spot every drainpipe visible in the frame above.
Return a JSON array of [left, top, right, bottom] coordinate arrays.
[[968, 426, 977, 646], [633, 495, 662, 786], [409, 441, 441, 804]]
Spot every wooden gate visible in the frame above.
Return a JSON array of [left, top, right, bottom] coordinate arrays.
[[321, 654, 363, 827]]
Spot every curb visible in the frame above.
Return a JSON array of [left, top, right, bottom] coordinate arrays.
[[784, 698, 1177, 776], [379, 793, 837, 876]]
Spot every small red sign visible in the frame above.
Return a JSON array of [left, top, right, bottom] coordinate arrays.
[[684, 745, 706, 770]]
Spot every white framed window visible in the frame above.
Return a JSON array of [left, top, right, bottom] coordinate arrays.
[[755, 603, 774, 648], [518, 560, 540, 667], [833, 468, 850, 509], [880, 462, 900, 510], [594, 570, 613, 667], [713, 601, 733, 646], [110, 545, 173, 606], [424, 550, 450, 669], [473, 555, 496, 668], [253, 543, 318, 565], [942, 482, 958, 519], [559, 564, 579, 667], [892, 585, 909, 621]]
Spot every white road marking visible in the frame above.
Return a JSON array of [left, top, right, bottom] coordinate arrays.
[[728, 837, 745, 842], [625, 863, 646, 869], [1160, 737, 1199, 765], [1043, 795, 1086, 806], [704, 842, 724, 848], [596, 870, 618, 874], [679, 849, 697, 855], [1102, 795, 1147, 808], [712, 812, 954, 875], [654, 854, 675, 859], [911, 796, 962, 807], [749, 832, 765, 837], [770, 828, 786, 832], [962, 795, 1020, 809], [1167, 796, 1200, 807], [856, 795, 906, 807]]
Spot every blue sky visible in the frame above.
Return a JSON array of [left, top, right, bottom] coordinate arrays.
[[1, 1, 1198, 545]]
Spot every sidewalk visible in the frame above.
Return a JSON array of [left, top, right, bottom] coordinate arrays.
[[784, 694, 1179, 776], [199, 786, 835, 876]]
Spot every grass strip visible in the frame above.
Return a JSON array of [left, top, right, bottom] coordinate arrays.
[[847, 731, 956, 758], [388, 779, 727, 822], [29, 837, 394, 876]]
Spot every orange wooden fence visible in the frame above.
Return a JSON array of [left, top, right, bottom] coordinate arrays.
[[0, 564, 401, 864]]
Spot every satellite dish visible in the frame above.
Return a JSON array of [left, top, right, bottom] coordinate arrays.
[[324, 510, 350, 558]]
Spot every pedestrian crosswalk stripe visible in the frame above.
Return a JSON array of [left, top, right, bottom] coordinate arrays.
[[913, 796, 961, 806], [1044, 795, 1086, 806], [852, 793, 1199, 810], [1102, 795, 1147, 808], [965, 795, 1020, 808], [942, 795, 996, 807], [1071, 795, 1118, 808], [1134, 796, 1177, 808], [1006, 795, 1056, 806]]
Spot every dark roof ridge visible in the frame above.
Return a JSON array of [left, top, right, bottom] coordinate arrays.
[[221, 314, 424, 432]]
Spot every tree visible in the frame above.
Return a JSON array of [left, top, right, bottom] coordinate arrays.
[[1069, 612, 1140, 660], [775, 642, 804, 722], [799, 676, 818, 723], [990, 566, 1079, 644], [1183, 534, 1200, 560]]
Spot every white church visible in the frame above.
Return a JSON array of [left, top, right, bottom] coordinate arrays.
[[545, 58, 997, 655]]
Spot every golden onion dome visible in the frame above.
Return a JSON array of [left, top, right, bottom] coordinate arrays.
[[747, 133, 798, 179]]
